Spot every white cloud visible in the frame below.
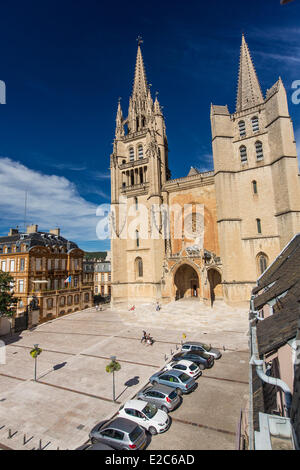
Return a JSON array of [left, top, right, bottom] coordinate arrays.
[[0, 157, 106, 243]]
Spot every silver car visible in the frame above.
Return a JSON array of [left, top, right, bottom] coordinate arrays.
[[89, 417, 147, 450], [149, 369, 197, 395], [181, 341, 222, 359], [136, 384, 181, 413]]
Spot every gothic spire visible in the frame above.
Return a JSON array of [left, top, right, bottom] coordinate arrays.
[[132, 37, 148, 99], [236, 35, 264, 112]]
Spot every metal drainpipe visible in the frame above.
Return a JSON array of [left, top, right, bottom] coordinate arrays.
[[250, 356, 293, 417]]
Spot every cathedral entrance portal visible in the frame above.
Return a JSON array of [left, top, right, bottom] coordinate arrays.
[[174, 264, 200, 300]]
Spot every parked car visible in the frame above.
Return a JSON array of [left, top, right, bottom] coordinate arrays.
[[164, 359, 202, 379], [181, 341, 222, 359], [149, 369, 197, 395], [89, 417, 147, 450], [118, 399, 170, 435], [76, 442, 114, 450], [137, 384, 181, 413], [172, 351, 214, 370]]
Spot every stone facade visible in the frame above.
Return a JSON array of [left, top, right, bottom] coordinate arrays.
[[110, 36, 300, 306]]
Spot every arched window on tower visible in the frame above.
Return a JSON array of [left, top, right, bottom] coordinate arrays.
[[255, 141, 264, 161], [129, 147, 135, 162], [240, 145, 248, 164], [135, 257, 143, 278], [252, 180, 258, 194], [256, 218, 262, 234], [257, 253, 268, 275], [138, 145, 144, 159], [252, 116, 259, 133], [238, 120, 246, 138]]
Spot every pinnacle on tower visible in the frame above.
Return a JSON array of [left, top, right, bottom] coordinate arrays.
[[236, 35, 264, 112]]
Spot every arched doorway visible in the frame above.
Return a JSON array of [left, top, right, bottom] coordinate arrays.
[[174, 264, 200, 300], [207, 269, 222, 306]]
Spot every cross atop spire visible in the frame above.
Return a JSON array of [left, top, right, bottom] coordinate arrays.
[[136, 35, 143, 47], [236, 35, 264, 113]]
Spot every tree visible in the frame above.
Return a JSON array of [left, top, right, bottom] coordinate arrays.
[[106, 357, 121, 402], [0, 271, 19, 318]]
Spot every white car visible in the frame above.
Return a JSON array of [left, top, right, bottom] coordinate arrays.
[[164, 360, 202, 379], [118, 399, 170, 435]]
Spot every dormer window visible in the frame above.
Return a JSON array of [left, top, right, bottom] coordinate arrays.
[[240, 145, 247, 163], [252, 116, 259, 133], [129, 147, 134, 162], [238, 120, 246, 138]]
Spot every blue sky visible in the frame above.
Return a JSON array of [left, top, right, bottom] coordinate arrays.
[[0, 0, 299, 251]]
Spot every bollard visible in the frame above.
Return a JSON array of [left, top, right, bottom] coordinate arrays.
[[8, 429, 11, 439], [23, 434, 26, 445], [39, 439, 42, 450]]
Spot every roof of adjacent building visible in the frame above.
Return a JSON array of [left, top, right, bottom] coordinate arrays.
[[84, 251, 107, 260], [0, 231, 78, 252], [251, 233, 300, 356]]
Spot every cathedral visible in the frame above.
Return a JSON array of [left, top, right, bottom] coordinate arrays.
[[110, 35, 300, 306]]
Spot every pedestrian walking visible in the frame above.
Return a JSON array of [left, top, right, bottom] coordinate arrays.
[[141, 330, 147, 343]]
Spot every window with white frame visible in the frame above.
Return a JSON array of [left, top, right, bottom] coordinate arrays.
[[36, 258, 42, 271], [1, 261, 5, 272], [18, 280, 24, 293]]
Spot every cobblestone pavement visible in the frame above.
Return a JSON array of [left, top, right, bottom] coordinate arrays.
[[0, 300, 249, 450]]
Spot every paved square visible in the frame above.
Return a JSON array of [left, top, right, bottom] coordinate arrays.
[[0, 300, 249, 450]]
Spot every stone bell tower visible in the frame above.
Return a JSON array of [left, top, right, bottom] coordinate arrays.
[[110, 38, 170, 304], [210, 35, 300, 304]]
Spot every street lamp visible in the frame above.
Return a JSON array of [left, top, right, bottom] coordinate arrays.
[[111, 355, 116, 402]]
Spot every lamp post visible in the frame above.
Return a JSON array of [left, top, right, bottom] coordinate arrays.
[[111, 355, 116, 402]]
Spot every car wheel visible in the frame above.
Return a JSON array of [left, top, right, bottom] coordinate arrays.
[[149, 426, 157, 435], [91, 437, 97, 444], [176, 388, 183, 396], [161, 406, 169, 413], [199, 364, 205, 370], [153, 380, 158, 386]]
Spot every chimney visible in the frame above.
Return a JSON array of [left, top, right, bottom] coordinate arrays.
[[26, 224, 38, 234], [50, 228, 60, 236]]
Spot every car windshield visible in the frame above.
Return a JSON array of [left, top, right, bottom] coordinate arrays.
[[129, 426, 143, 442], [179, 373, 190, 383], [190, 363, 197, 371], [142, 403, 157, 419]]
